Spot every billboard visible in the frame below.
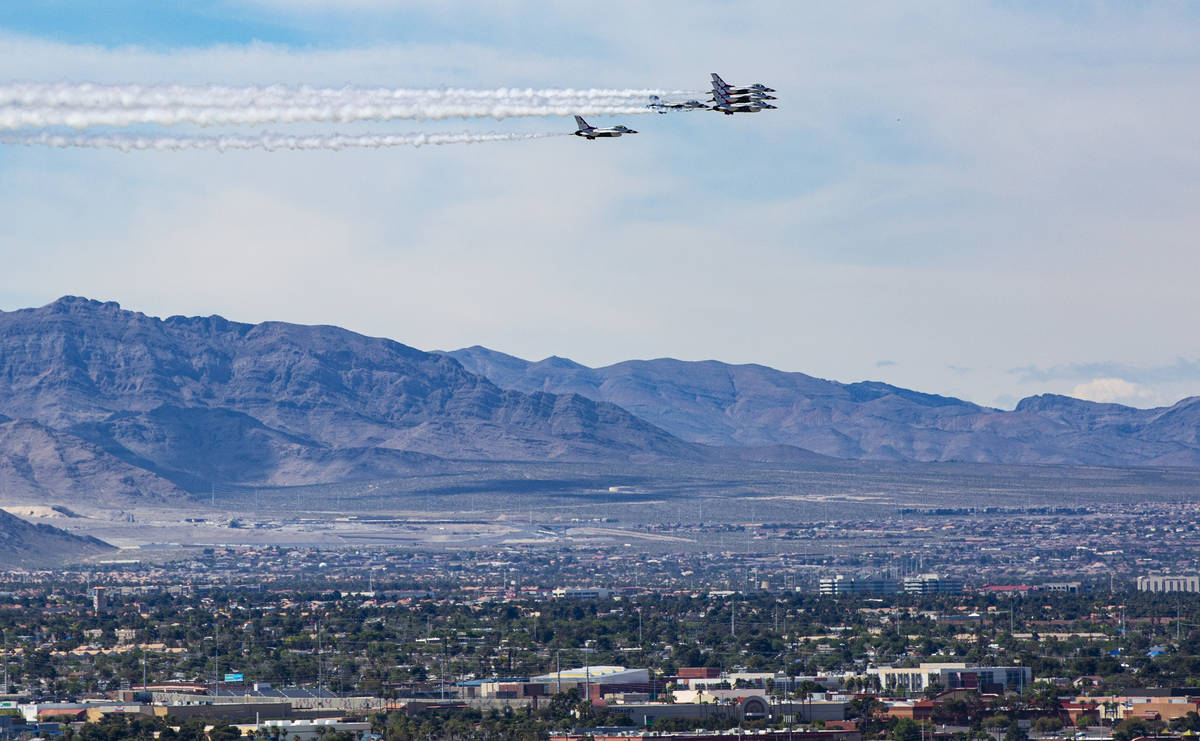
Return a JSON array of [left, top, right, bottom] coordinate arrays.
[[223, 673, 244, 683]]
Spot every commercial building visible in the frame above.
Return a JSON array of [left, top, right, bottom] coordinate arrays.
[[819, 573, 961, 596], [552, 587, 613, 599], [238, 719, 373, 741], [902, 574, 963, 595], [532, 666, 649, 690], [1042, 581, 1082, 593], [819, 575, 898, 596], [868, 663, 1031, 694], [457, 666, 657, 703], [1137, 575, 1200, 593]]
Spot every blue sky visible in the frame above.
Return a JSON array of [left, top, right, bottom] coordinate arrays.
[[0, 3, 302, 47], [2, 1, 1200, 409]]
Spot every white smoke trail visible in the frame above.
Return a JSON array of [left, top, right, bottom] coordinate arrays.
[[0, 102, 667, 130], [0, 82, 699, 109], [0, 82, 702, 129], [2, 130, 566, 152]]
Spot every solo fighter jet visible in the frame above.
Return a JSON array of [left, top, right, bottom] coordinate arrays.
[[573, 115, 637, 139]]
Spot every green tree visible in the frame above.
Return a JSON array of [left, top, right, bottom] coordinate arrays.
[[893, 717, 921, 741], [1113, 718, 1164, 741], [208, 722, 243, 741]]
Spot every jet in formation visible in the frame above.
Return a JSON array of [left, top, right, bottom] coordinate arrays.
[[575, 73, 775, 141], [573, 115, 638, 139], [708, 73, 778, 115], [646, 95, 707, 113]]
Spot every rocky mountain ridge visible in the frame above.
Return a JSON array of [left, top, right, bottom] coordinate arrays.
[[0, 297, 708, 500], [447, 346, 1200, 467]]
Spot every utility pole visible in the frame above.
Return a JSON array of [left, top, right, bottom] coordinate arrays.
[[731, 603, 735, 637], [212, 622, 218, 697]]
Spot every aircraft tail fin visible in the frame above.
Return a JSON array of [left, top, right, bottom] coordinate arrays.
[[574, 115, 589, 130], [711, 73, 729, 89]]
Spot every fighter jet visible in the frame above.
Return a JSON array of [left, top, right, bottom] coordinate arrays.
[[707, 88, 776, 102], [707, 92, 776, 107], [573, 115, 637, 139], [708, 89, 776, 115], [647, 95, 706, 113], [711, 73, 775, 95]]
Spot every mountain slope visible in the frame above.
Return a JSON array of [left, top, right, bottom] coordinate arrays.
[[446, 346, 1200, 467], [0, 297, 705, 499], [0, 508, 115, 567], [0, 417, 190, 503]]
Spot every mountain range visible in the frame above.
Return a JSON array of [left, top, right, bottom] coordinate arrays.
[[0, 296, 1197, 506], [446, 346, 1200, 467], [0, 297, 708, 501]]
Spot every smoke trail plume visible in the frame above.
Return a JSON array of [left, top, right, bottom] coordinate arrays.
[[0, 82, 702, 130], [3, 130, 565, 152], [0, 82, 697, 109], [0, 103, 668, 130]]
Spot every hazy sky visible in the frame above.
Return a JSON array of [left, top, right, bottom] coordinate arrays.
[[2, 2, 1199, 410]]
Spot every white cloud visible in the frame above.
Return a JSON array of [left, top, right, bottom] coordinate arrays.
[[1070, 378, 1158, 407]]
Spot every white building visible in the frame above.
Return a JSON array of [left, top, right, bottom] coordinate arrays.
[[868, 662, 1031, 694], [902, 574, 963, 594], [552, 587, 612, 599], [532, 665, 648, 689], [1137, 574, 1200, 593]]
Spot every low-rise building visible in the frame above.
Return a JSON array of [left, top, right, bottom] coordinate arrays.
[[239, 719, 371, 741], [532, 666, 650, 692], [1138, 575, 1200, 593], [552, 587, 613, 599], [869, 663, 1031, 694]]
